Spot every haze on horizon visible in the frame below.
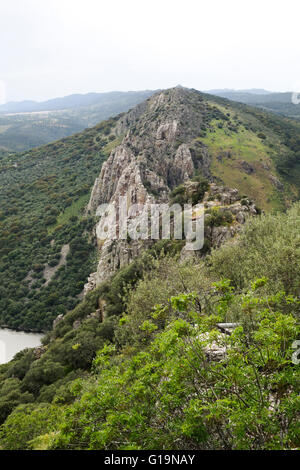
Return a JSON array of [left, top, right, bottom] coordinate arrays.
[[1, 0, 300, 105]]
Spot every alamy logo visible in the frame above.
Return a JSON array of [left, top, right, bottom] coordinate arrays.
[[291, 83, 300, 105], [291, 92, 300, 105], [95, 196, 205, 250]]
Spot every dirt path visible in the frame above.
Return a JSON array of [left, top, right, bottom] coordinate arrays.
[[43, 244, 70, 286]]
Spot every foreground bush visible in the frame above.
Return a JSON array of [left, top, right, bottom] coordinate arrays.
[[31, 285, 299, 450]]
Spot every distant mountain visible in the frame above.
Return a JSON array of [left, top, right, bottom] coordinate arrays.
[[207, 89, 300, 120], [0, 100, 38, 114], [207, 88, 272, 96], [0, 91, 155, 114], [0, 90, 156, 152]]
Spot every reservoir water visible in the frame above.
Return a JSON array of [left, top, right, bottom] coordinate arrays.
[[0, 328, 43, 364]]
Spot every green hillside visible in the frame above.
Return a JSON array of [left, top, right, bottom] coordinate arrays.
[[199, 93, 300, 210], [0, 117, 121, 331]]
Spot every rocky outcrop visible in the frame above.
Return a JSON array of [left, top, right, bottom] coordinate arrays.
[[173, 144, 195, 182], [156, 121, 178, 142], [83, 272, 97, 296], [53, 314, 64, 330], [87, 88, 214, 214], [84, 88, 260, 292], [207, 183, 240, 205], [200, 323, 240, 361], [84, 89, 206, 288], [33, 346, 47, 360], [86, 178, 101, 213], [180, 183, 258, 261]]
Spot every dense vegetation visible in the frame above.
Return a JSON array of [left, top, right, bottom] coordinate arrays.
[[0, 207, 299, 449], [0, 117, 121, 330]]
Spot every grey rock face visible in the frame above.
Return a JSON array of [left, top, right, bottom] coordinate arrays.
[[85, 89, 212, 288], [83, 272, 97, 296], [84, 88, 259, 292], [208, 183, 240, 205], [156, 121, 178, 142], [86, 178, 101, 213], [173, 144, 195, 182], [87, 88, 213, 214]]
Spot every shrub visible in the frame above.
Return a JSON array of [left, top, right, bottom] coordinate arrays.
[[209, 203, 300, 299], [0, 403, 62, 450]]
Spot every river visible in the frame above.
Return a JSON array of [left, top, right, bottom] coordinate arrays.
[[0, 328, 43, 364]]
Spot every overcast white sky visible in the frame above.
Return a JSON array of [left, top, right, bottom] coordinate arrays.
[[0, 0, 300, 103]]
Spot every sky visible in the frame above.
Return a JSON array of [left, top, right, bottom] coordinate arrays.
[[1, 0, 300, 104]]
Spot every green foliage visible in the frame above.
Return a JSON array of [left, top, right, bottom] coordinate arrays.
[[0, 403, 62, 450], [205, 207, 234, 227], [33, 286, 299, 451], [170, 178, 209, 206], [170, 184, 186, 204], [0, 376, 34, 425], [257, 132, 266, 139], [209, 203, 300, 300], [0, 247, 168, 428], [211, 89, 300, 124], [114, 256, 211, 349]]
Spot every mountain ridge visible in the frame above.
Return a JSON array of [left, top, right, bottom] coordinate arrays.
[[207, 88, 273, 95]]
